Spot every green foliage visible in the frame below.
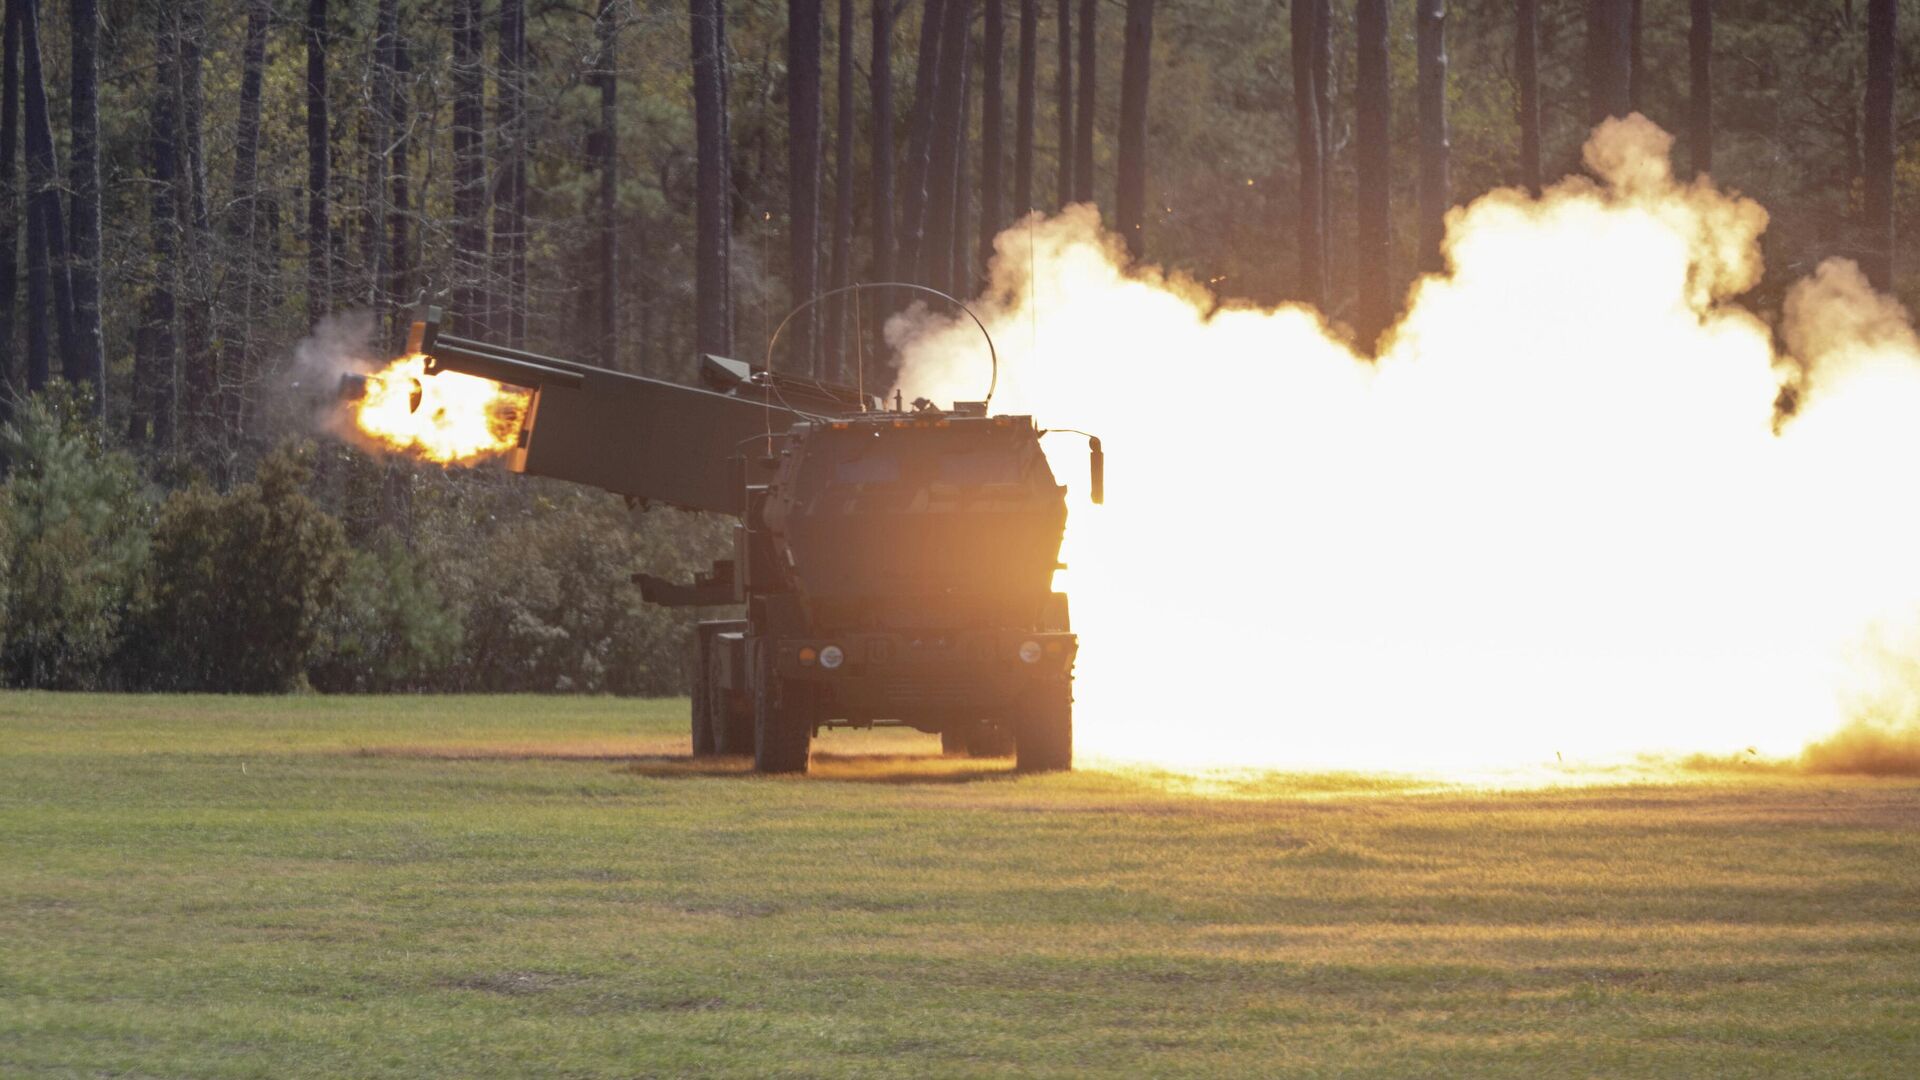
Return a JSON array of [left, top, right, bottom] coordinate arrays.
[[425, 492, 731, 695], [140, 443, 349, 692], [0, 392, 151, 689], [309, 538, 463, 693]]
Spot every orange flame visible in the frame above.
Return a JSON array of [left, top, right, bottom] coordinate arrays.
[[351, 354, 531, 464]]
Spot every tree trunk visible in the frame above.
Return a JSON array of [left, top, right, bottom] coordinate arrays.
[[1354, 0, 1391, 349], [176, 0, 214, 453], [19, 0, 73, 391], [827, 0, 856, 378], [219, 0, 269, 439], [899, 0, 948, 285], [494, 0, 527, 345], [1416, 0, 1449, 275], [870, 0, 895, 286], [1863, 0, 1896, 289], [980, 0, 1004, 273], [133, 5, 178, 444], [1054, 0, 1071, 206], [1114, 0, 1152, 260], [67, 0, 102, 414], [715, 9, 733, 341], [452, 0, 486, 334], [1290, 0, 1326, 307], [306, 0, 329, 325], [1014, 0, 1036, 215], [1311, 0, 1330, 248], [1688, 0, 1711, 178], [788, 0, 823, 374], [387, 12, 413, 341], [1072, 0, 1094, 205], [1586, 0, 1632, 125], [596, 0, 620, 368], [0, 2, 16, 416], [923, 0, 972, 290], [1628, 0, 1643, 112], [365, 0, 394, 317], [691, 0, 732, 355], [1516, 0, 1541, 193], [952, 43, 972, 294]]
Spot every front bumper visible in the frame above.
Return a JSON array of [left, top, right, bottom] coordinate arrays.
[[773, 629, 1077, 722]]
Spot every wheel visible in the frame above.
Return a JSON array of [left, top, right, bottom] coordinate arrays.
[[689, 635, 717, 757], [1014, 680, 1073, 773], [752, 641, 812, 774], [940, 726, 971, 756], [944, 721, 1013, 757], [968, 722, 1016, 759], [711, 640, 754, 755]]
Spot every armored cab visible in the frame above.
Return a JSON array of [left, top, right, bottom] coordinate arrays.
[[402, 310, 1095, 774], [740, 411, 1077, 771]]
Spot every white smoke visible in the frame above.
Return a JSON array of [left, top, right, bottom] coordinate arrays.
[[892, 117, 1920, 773]]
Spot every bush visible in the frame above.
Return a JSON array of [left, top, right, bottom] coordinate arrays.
[[309, 538, 461, 692], [141, 443, 350, 692], [420, 488, 733, 694], [0, 393, 150, 688]]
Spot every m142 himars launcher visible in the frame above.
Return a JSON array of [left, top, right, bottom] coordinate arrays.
[[385, 308, 1103, 774]]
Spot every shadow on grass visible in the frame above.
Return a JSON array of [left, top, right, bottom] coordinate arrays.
[[621, 751, 1022, 785], [353, 741, 1023, 784]]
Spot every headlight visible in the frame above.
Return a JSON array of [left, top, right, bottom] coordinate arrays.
[[819, 645, 845, 670], [1018, 640, 1043, 664]]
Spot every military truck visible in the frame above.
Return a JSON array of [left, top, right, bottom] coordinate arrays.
[[400, 310, 1100, 774]]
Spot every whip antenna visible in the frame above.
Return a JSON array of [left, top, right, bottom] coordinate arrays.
[[766, 282, 998, 410]]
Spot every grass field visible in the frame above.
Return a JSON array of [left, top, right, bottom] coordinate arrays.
[[3, 693, 1917, 1078]]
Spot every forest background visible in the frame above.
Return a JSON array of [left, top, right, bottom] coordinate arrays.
[[2, 0, 1915, 694]]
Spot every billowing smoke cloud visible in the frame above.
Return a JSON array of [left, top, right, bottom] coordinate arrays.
[[893, 116, 1920, 773], [268, 311, 382, 446]]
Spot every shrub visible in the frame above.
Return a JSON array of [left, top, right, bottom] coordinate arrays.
[[422, 488, 733, 694], [309, 538, 461, 692], [141, 443, 349, 692], [0, 393, 150, 688]]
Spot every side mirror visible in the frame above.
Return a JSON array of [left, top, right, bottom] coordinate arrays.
[[1089, 438, 1104, 505]]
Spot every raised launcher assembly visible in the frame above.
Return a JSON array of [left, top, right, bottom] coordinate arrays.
[[404, 307, 1103, 774]]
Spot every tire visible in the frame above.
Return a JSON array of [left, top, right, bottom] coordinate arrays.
[[711, 640, 754, 755], [969, 722, 1016, 758], [940, 726, 971, 756], [1014, 680, 1073, 773], [752, 641, 812, 774], [689, 635, 717, 757]]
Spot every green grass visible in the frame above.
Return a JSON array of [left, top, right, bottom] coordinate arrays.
[[3, 693, 1917, 1078]]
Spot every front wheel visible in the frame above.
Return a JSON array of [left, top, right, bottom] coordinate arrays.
[[689, 635, 717, 757], [1014, 680, 1073, 773], [753, 641, 813, 774]]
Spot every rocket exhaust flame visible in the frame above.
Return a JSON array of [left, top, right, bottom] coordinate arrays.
[[895, 116, 1920, 775], [346, 354, 530, 464]]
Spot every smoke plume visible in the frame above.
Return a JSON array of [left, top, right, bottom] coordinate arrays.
[[893, 116, 1920, 773]]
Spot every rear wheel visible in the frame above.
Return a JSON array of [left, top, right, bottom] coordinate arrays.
[[689, 635, 717, 757], [1014, 680, 1073, 773], [967, 722, 1016, 758], [753, 642, 812, 774], [711, 641, 754, 755], [940, 726, 971, 757]]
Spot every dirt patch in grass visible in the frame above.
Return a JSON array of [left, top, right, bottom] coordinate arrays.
[[440, 971, 585, 996], [354, 737, 685, 761]]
